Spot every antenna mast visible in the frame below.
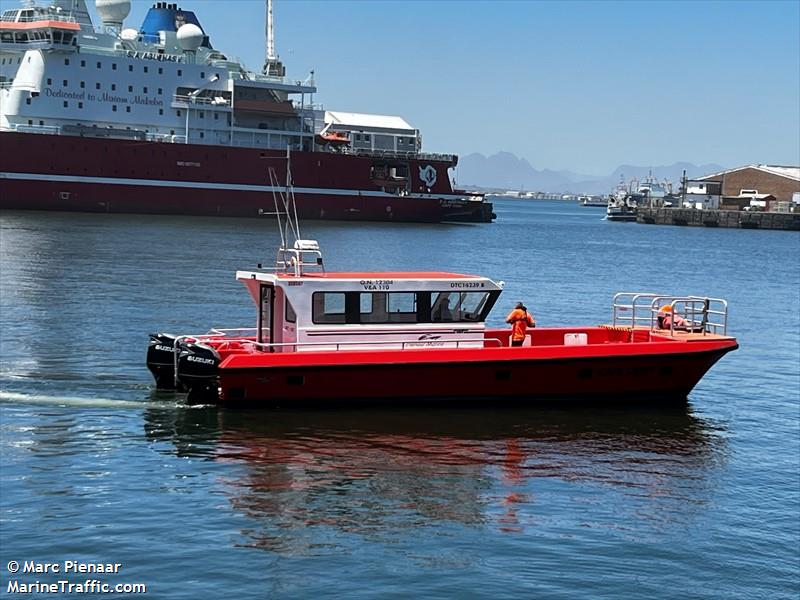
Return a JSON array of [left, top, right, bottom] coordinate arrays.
[[267, 0, 275, 62], [263, 0, 286, 77]]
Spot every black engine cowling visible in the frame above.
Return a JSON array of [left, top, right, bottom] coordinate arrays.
[[146, 333, 181, 390], [177, 342, 221, 404]]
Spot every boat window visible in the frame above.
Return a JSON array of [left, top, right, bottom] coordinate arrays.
[[312, 292, 346, 324], [358, 292, 418, 324], [285, 298, 296, 323], [258, 285, 272, 345], [360, 293, 374, 315], [431, 291, 495, 323], [386, 293, 416, 323]]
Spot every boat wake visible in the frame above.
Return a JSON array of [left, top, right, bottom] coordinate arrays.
[[0, 390, 178, 410]]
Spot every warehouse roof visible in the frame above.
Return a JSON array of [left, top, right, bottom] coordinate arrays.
[[698, 164, 800, 181]]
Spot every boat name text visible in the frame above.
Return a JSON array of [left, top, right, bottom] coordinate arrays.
[[450, 282, 484, 288], [125, 50, 183, 63], [360, 279, 394, 291], [44, 87, 165, 107]]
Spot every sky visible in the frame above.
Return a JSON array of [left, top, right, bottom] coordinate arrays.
[[85, 0, 800, 175]]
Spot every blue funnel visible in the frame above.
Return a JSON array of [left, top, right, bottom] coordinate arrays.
[[139, 2, 212, 47]]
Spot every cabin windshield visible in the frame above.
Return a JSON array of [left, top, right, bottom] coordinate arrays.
[[311, 290, 499, 325], [431, 291, 490, 323]]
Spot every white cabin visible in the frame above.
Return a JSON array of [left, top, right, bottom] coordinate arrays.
[[235, 268, 504, 352]]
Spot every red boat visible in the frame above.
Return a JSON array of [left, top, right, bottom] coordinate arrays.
[[146, 231, 738, 407], [0, 131, 493, 222]]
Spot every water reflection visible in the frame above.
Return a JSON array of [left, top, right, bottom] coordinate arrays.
[[144, 405, 727, 551]]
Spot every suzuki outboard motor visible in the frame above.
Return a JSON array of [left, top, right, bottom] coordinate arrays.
[[146, 333, 181, 390], [177, 342, 220, 404]]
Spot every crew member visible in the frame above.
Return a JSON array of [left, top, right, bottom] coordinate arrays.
[[506, 302, 535, 347], [657, 304, 686, 330], [434, 297, 453, 321]]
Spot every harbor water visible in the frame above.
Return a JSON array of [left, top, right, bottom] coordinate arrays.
[[1, 199, 798, 598]]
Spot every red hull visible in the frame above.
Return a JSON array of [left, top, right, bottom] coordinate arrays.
[[213, 329, 738, 407], [0, 131, 494, 223]]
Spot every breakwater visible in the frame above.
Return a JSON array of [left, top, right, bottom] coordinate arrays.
[[637, 207, 800, 230]]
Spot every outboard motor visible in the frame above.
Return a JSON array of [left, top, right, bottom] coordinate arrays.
[[146, 333, 181, 390], [177, 342, 221, 404]]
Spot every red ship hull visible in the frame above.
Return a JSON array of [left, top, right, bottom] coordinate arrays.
[[212, 328, 738, 407], [0, 131, 494, 223]]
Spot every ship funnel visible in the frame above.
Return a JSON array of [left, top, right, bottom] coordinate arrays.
[[95, 0, 131, 31]]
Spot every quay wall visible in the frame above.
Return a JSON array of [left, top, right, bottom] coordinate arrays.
[[637, 207, 800, 231]]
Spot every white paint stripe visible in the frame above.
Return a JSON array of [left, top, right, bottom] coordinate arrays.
[[0, 171, 462, 200]]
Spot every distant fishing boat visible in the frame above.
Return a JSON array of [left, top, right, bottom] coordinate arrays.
[[578, 195, 607, 207]]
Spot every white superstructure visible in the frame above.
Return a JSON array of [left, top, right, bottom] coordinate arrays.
[[0, 0, 420, 153]]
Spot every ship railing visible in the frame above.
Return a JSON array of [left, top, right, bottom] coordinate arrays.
[[144, 132, 185, 143], [2, 123, 60, 135], [172, 94, 231, 108], [1, 13, 77, 23], [247, 337, 505, 353], [612, 293, 728, 336], [338, 147, 457, 162]]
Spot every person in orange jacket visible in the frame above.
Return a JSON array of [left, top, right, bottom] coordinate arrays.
[[657, 304, 687, 330], [506, 302, 535, 347]]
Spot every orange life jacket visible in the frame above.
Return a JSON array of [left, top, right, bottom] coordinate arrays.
[[506, 308, 535, 342], [659, 314, 687, 329]]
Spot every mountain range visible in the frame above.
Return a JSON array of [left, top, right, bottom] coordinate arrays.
[[455, 151, 725, 195]]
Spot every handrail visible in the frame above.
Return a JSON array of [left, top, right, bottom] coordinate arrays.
[[337, 147, 456, 162], [648, 296, 728, 336], [612, 292, 728, 335], [0, 14, 78, 23], [172, 94, 231, 108], [612, 292, 729, 336], [612, 292, 662, 328], [248, 337, 503, 352], [3, 123, 61, 135]]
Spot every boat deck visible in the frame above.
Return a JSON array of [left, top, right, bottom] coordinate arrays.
[[612, 325, 735, 343]]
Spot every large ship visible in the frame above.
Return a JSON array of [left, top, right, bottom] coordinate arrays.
[[0, 0, 494, 222]]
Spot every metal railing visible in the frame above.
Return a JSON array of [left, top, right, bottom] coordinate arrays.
[[2, 123, 61, 135], [612, 293, 663, 329], [612, 293, 729, 336], [172, 94, 231, 108], [338, 147, 456, 162], [166, 329, 503, 385], [247, 337, 504, 352], [1, 13, 78, 23]]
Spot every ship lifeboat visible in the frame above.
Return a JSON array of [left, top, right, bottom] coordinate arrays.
[[315, 130, 350, 146]]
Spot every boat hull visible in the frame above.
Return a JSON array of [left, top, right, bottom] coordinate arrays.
[[213, 337, 738, 407], [0, 131, 494, 223]]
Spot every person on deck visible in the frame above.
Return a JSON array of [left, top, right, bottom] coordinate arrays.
[[657, 304, 687, 330], [506, 302, 536, 347]]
